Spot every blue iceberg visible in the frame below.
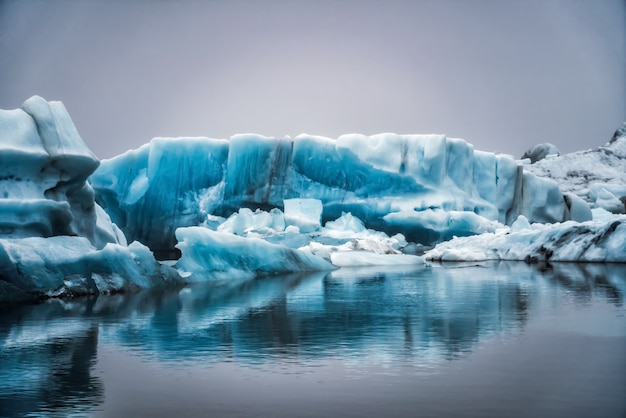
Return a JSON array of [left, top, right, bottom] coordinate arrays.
[[0, 96, 620, 304], [90, 133, 584, 256]]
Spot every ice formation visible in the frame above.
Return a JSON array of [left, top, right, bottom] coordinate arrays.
[[175, 205, 421, 276], [0, 97, 180, 303], [425, 215, 626, 263], [524, 125, 626, 214], [283, 198, 322, 233], [0, 96, 124, 247], [1, 96, 625, 305], [521, 143, 560, 163], [0, 237, 178, 298], [175, 227, 335, 280], [91, 133, 580, 255]]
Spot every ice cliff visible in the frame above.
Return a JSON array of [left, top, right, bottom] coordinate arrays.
[[90, 133, 584, 256]]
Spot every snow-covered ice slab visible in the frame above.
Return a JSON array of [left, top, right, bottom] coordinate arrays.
[[0, 237, 181, 297], [425, 216, 626, 263], [175, 227, 335, 280], [524, 125, 626, 212], [330, 251, 422, 267]]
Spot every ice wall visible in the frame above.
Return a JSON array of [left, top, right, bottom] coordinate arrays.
[[91, 133, 572, 254]]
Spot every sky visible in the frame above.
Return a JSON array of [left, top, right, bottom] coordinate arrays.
[[0, 0, 624, 160]]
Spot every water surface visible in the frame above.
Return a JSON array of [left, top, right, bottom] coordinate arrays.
[[1, 262, 625, 417]]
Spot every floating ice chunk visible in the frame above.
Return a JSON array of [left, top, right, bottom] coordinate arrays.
[[218, 207, 285, 235], [284, 198, 322, 233], [268, 208, 287, 231], [322, 212, 367, 238], [330, 251, 423, 267], [390, 233, 408, 249], [0, 236, 180, 296], [336, 237, 401, 254], [299, 241, 334, 260], [175, 227, 335, 280], [0, 97, 186, 302], [91, 272, 126, 294]]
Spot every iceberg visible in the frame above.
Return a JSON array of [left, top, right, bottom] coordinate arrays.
[[185, 205, 419, 269], [91, 133, 579, 255], [425, 215, 626, 263], [2, 96, 624, 306], [0, 96, 124, 248], [0, 237, 179, 298], [329, 251, 422, 267], [175, 227, 335, 280], [0, 97, 181, 303]]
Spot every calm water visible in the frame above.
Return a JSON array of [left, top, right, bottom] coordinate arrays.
[[1, 262, 625, 418]]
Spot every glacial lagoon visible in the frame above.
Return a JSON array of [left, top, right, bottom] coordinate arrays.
[[1, 262, 624, 418]]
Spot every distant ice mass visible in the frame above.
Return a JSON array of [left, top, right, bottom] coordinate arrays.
[[521, 143, 560, 163], [524, 124, 626, 213], [610, 122, 626, 144]]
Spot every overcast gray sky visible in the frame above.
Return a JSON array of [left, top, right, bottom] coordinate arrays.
[[1, 0, 624, 159]]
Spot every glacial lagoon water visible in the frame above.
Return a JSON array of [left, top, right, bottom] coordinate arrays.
[[1, 262, 625, 418]]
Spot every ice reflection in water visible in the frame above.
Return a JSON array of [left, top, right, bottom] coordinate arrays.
[[0, 262, 624, 417]]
